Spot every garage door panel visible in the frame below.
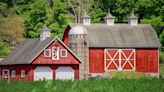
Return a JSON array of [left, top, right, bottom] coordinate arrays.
[[34, 67, 53, 81], [56, 67, 74, 80]]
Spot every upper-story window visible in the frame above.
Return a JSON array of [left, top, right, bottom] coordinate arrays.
[[52, 46, 59, 60], [44, 49, 51, 57], [60, 49, 67, 57]]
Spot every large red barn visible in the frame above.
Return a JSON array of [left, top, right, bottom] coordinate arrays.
[[62, 12, 161, 79], [0, 12, 161, 81]]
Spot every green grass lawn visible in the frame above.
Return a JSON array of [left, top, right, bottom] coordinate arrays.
[[0, 78, 163, 92], [160, 64, 164, 78]]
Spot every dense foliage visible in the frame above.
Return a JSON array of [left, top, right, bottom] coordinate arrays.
[[0, 0, 164, 57], [0, 78, 163, 92]]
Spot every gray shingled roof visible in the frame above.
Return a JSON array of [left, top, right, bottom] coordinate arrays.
[[0, 37, 82, 65], [69, 23, 161, 48], [0, 38, 53, 65]]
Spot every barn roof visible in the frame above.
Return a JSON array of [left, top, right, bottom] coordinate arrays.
[[69, 23, 161, 48], [0, 37, 82, 65]]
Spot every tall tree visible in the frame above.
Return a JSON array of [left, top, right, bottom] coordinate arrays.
[[0, 16, 25, 47]]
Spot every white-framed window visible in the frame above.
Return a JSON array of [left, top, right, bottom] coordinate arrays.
[[52, 46, 59, 60], [60, 49, 67, 57], [21, 70, 25, 78], [2, 69, 9, 80], [44, 49, 51, 57], [11, 70, 16, 78]]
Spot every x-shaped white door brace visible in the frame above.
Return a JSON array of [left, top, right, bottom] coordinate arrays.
[[105, 49, 135, 71]]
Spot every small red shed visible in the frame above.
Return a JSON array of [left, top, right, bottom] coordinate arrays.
[[0, 29, 81, 81]]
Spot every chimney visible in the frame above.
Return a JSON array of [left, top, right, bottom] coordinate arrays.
[[40, 25, 51, 40], [128, 12, 138, 26], [104, 9, 115, 25], [81, 12, 91, 25]]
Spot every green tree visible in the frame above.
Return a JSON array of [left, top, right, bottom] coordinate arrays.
[[17, 0, 71, 38], [89, 0, 137, 23], [49, 0, 71, 38], [0, 38, 11, 57], [141, 15, 164, 38], [160, 30, 164, 47], [0, 16, 25, 47]]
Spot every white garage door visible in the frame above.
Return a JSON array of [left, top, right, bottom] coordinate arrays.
[[56, 67, 74, 80], [34, 67, 53, 81]]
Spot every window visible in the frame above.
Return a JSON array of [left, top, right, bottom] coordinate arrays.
[[21, 70, 25, 78], [44, 49, 51, 57], [52, 47, 59, 60], [61, 49, 67, 57], [2, 69, 9, 80], [11, 70, 16, 78]]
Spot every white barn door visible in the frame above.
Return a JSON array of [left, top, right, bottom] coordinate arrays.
[[34, 67, 53, 81], [56, 67, 74, 80]]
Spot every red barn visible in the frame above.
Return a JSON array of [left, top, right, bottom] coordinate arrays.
[[0, 28, 81, 81], [0, 12, 161, 81], [62, 12, 161, 79]]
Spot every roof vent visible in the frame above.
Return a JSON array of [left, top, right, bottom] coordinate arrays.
[[40, 25, 51, 41], [104, 10, 115, 26], [128, 12, 138, 26], [80, 12, 91, 25]]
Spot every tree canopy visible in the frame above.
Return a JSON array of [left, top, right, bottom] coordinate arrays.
[[0, 0, 164, 57]]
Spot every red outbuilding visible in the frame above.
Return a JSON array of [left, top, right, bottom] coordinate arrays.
[[0, 28, 81, 81]]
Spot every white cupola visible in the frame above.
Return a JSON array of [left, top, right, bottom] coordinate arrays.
[[128, 12, 138, 26], [40, 25, 51, 40], [80, 12, 91, 25], [104, 10, 115, 25]]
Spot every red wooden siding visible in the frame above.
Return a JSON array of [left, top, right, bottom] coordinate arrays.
[[62, 26, 71, 46], [89, 48, 159, 73], [0, 65, 35, 81], [89, 48, 105, 73], [0, 64, 79, 81], [136, 49, 158, 73], [32, 40, 80, 64]]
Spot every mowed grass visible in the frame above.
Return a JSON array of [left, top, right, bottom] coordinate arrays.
[[160, 64, 164, 78], [0, 78, 163, 92]]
